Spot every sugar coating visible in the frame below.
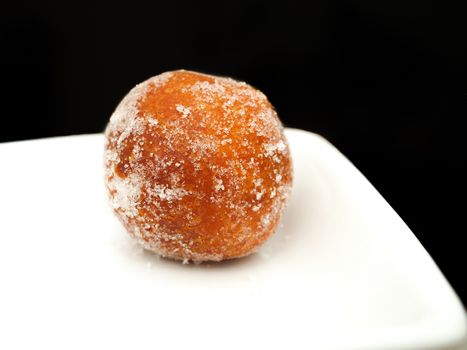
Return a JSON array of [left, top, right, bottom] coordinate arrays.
[[104, 70, 293, 263]]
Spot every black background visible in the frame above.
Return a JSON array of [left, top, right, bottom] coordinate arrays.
[[1, 1, 465, 303]]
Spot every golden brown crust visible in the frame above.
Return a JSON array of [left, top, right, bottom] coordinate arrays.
[[104, 70, 292, 262]]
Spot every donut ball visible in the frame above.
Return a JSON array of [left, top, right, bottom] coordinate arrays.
[[104, 70, 292, 263]]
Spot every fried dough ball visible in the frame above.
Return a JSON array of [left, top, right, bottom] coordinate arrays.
[[104, 70, 292, 263]]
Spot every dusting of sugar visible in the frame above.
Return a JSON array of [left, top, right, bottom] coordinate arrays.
[[189, 80, 226, 97], [261, 213, 272, 227], [175, 104, 191, 118], [264, 141, 287, 158], [256, 190, 265, 200], [270, 188, 276, 199], [148, 115, 159, 126], [275, 140, 286, 152], [108, 173, 142, 218], [214, 178, 225, 192], [150, 185, 189, 201]]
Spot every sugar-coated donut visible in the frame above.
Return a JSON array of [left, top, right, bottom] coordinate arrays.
[[104, 70, 292, 263]]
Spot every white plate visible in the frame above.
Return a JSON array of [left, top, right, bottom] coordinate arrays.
[[0, 129, 465, 350]]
